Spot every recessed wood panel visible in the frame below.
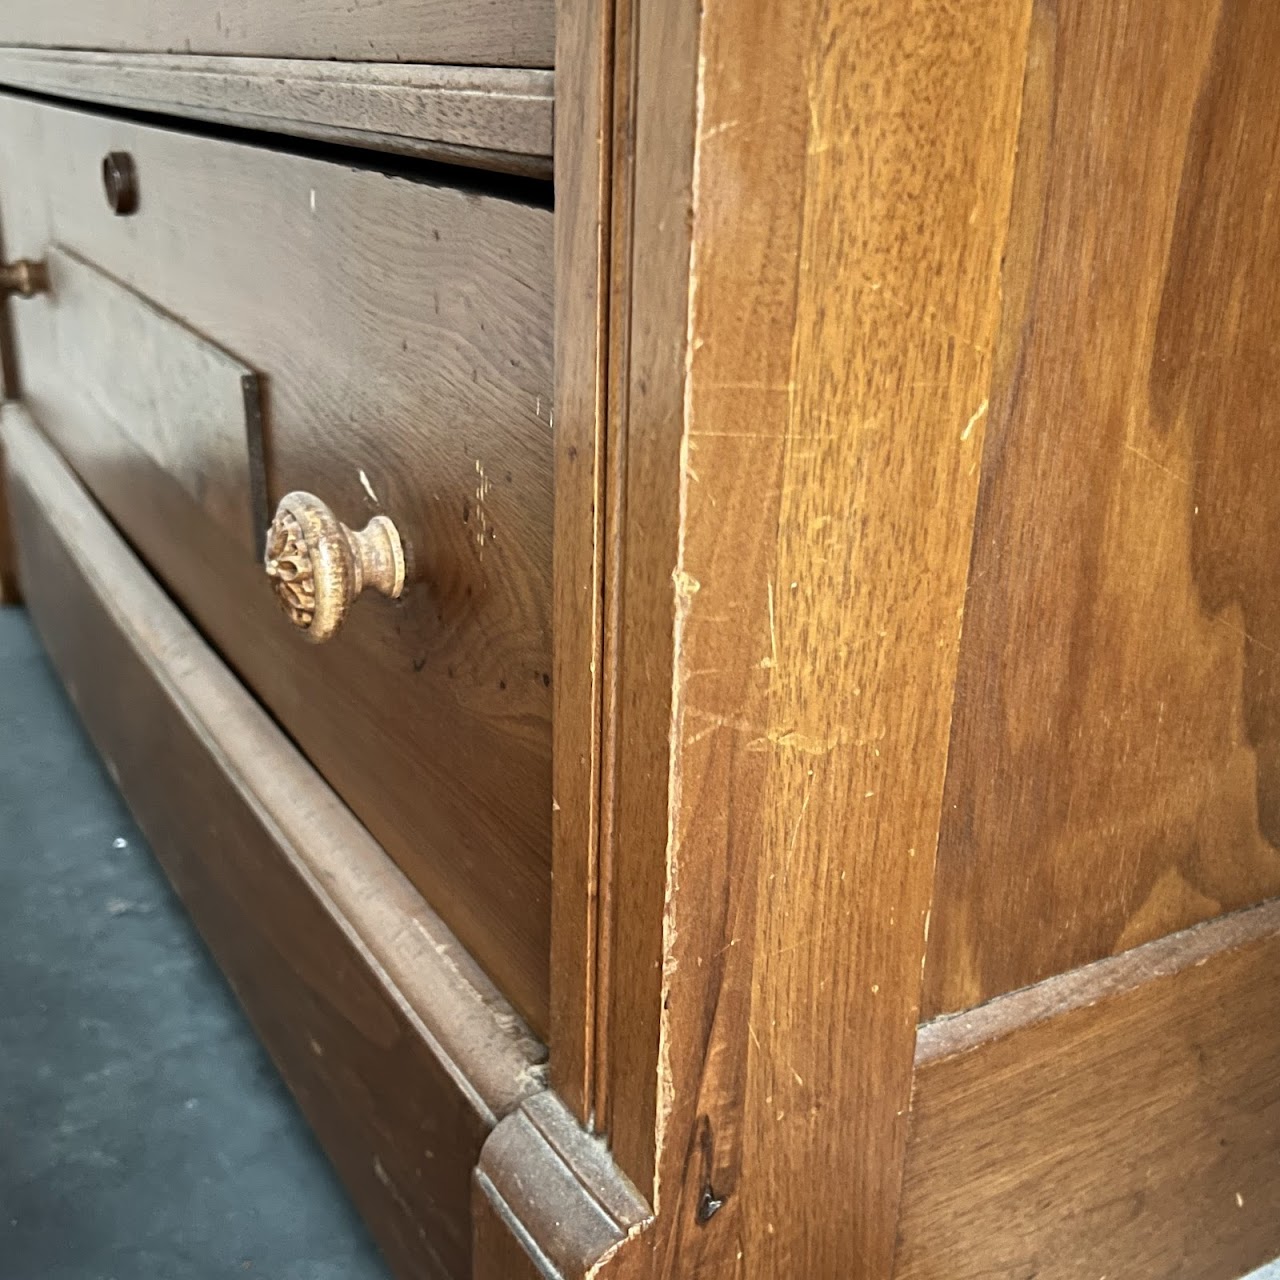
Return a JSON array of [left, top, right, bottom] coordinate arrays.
[[923, 0, 1280, 1018], [899, 899, 1280, 1279], [0, 94, 554, 1033], [42, 245, 265, 555]]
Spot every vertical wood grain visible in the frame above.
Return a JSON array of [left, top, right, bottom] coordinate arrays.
[[923, 0, 1280, 1018], [595, 0, 1033, 1273], [550, 0, 614, 1124]]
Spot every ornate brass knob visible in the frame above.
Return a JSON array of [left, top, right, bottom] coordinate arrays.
[[264, 491, 405, 643], [0, 258, 48, 299]]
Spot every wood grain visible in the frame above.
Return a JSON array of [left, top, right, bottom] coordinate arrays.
[[0, 49, 554, 178], [923, 0, 1280, 1018], [898, 896, 1280, 1279], [42, 245, 265, 556], [0, 0, 554, 69], [0, 94, 556, 1034], [0, 474, 16, 602], [548, 0, 612, 1123], [2, 403, 546, 1280], [589, 0, 1031, 1275]]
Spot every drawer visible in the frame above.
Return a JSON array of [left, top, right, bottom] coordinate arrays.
[[0, 93, 555, 1033], [0, 0, 554, 68]]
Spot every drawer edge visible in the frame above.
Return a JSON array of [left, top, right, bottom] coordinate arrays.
[[2, 400, 547, 1278], [0, 48, 554, 178]]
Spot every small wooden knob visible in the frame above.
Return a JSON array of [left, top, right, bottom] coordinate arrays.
[[264, 491, 405, 643]]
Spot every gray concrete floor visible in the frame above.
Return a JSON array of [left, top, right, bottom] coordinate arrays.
[[1, 602, 1277, 1280], [0, 608, 390, 1280]]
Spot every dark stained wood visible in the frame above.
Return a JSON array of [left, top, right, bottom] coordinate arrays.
[[0, 93, 555, 1034], [0, 50, 554, 179], [1, 404, 546, 1280], [0, 0, 554, 68], [0, 477, 16, 603], [585, 1, 1032, 1277], [475, 1092, 649, 1280], [923, 0, 1280, 1019], [41, 245, 265, 555], [898, 896, 1280, 1279], [472, 1177, 555, 1280], [549, 0, 613, 1124]]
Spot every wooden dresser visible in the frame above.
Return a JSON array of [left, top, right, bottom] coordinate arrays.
[[1, 3, 1278, 1277]]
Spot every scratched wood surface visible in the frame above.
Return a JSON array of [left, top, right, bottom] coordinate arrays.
[[583, 1, 1031, 1276], [0, 94, 556, 1033], [923, 0, 1280, 1018]]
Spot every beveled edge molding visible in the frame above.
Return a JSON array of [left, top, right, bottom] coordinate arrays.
[[0, 47, 554, 178], [476, 1091, 652, 1279], [915, 893, 1280, 1066]]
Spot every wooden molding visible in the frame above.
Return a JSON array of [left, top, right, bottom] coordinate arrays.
[[549, 0, 614, 1124], [474, 1092, 650, 1280], [899, 895, 1280, 1278], [0, 48, 553, 177]]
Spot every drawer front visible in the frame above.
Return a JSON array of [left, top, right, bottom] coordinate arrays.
[[0, 0, 554, 68], [0, 94, 554, 1033]]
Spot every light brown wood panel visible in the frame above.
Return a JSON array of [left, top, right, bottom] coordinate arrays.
[[0, 0, 553, 69], [3, 404, 546, 1280], [0, 94, 555, 1033], [0, 49, 554, 178], [570, 1, 1031, 1276], [898, 897, 1280, 1279], [923, 0, 1280, 1018]]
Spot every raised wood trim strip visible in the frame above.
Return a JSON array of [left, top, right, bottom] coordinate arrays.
[[916, 895, 1280, 1066], [898, 893, 1280, 1279], [2, 401, 546, 1278], [549, 0, 614, 1122], [475, 1092, 650, 1279], [0, 48, 554, 177]]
